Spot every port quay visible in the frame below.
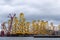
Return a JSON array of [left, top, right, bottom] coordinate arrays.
[[0, 13, 60, 38]]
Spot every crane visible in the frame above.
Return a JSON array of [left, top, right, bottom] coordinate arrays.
[[1, 22, 7, 36], [7, 13, 16, 36]]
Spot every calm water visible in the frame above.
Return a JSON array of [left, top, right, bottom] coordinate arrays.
[[0, 37, 60, 40]]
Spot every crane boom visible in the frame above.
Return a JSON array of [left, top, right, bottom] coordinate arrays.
[[8, 14, 16, 31]]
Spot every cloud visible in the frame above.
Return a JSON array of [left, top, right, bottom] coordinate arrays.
[[0, 0, 60, 26]]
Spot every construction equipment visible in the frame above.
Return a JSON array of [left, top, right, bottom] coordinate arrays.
[[32, 20, 39, 34], [7, 14, 16, 35], [1, 13, 60, 36], [24, 22, 30, 34], [39, 20, 49, 35], [1, 22, 7, 36], [19, 13, 25, 34], [11, 17, 18, 34], [58, 24, 60, 30]]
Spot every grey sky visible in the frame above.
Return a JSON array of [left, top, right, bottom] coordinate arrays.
[[0, 0, 60, 29]]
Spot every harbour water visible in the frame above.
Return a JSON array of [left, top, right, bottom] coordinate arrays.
[[0, 37, 60, 40]]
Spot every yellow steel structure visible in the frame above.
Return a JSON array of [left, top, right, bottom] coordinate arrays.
[[32, 20, 39, 34], [19, 13, 26, 34], [24, 22, 30, 34], [37, 20, 41, 34], [6, 13, 57, 35], [58, 24, 60, 30], [39, 20, 49, 35], [13, 13, 49, 35], [12, 17, 19, 34]]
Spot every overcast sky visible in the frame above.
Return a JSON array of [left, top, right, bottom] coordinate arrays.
[[0, 0, 60, 29]]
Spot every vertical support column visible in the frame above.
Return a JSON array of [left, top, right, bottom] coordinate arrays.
[[32, 20, 37, 34], [19, 13, 26, 34], [25, 22, 30, 34]]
